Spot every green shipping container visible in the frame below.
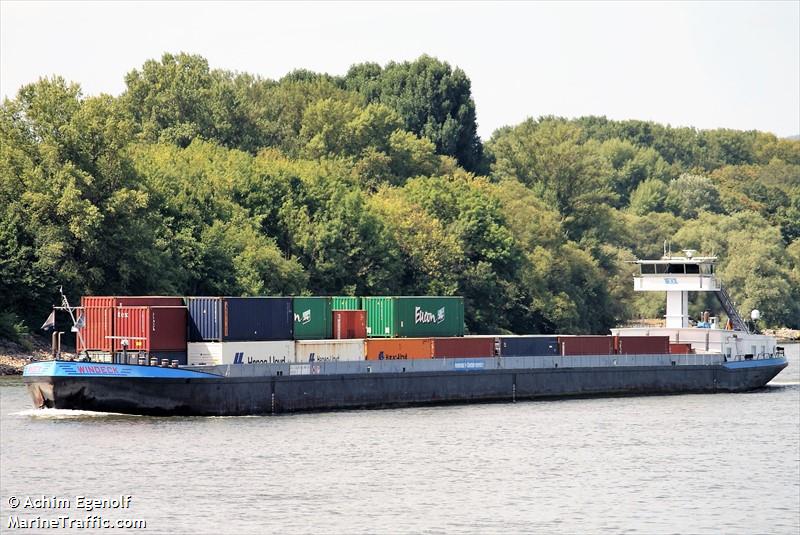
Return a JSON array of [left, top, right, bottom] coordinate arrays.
[[331, 296, 362, 310], [363, 296, 464, 338], [293, 297, 333, 340]]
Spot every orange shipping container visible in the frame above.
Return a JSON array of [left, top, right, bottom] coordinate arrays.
[[81, 296, 184, 308], [365, 338, 433, 360], [77, 307, 113, 352]]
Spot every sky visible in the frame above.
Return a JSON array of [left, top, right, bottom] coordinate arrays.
[[1, 1, 798, 139]]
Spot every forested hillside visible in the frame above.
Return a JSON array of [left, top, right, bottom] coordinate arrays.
[[2, 53, 798, 343]]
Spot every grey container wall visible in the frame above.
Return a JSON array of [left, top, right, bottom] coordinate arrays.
[[187, 297, 223, 342], [499, 336, 559, 357], [223, 297, 293, 341]]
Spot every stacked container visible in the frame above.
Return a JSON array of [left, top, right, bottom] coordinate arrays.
[[332, 296, 362, 310], [187, 297, 293, 341], [112, 306, 187, 364], [293, 297, 333, 340], [614, 336, 670, 355], [77, 307, 114, 353], [187, 297, 294, 366], [430, 337, 494, 358], [364, 337, 494, 360], [187, 341, 294, 366], [669, 343, 693, 354], [77, 296, 185, 357], [498, 336, 559, 357], [333, 310, 367, 339], [363, 296, 464, 338], [559, 336, 614, 356], [295, 339, 365, 362], [365, 338, 433, 360]]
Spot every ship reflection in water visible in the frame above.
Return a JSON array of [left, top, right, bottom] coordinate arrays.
[[1, 346, 797, 534]]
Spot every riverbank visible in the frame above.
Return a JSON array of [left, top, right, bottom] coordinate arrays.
[[0, 338, 75, 375]]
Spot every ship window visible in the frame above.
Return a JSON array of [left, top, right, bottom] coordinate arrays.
[[685, 264, 699, 274], [655, 264, 668, 274], [665, 264, 685, 274], [700, 264, 712, 275], [640, 264, 655, 274]]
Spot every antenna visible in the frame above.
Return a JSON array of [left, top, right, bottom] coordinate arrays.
[[58, 287, 88, 358]]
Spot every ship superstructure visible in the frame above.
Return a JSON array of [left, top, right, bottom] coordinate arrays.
[[612, 250, 778, 359]]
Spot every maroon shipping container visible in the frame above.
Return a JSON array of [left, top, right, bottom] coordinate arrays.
[[113, 306, 187, 352], [82, 296, 184, 308], [77, 307, 113, 352], [669, 343, 693, 354], [333, 310, 367, 339], [559, 336, 614, 356], [431, 337, 494, 358], [615, 336, 670, 355]]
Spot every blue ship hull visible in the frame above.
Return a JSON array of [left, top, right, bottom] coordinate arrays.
[[23, 356, 788, 416]]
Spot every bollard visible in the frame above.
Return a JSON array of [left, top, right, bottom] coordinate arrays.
[[161, 359, 169, 367], [138, 357, 146, 366], [171, 360, 179, 368], [149, 358, 158, 366]]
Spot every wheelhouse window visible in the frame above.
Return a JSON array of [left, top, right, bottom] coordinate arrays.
[[664, 264, 685, 274]]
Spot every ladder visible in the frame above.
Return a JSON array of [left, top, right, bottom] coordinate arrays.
[[715, 285, 749, 333]]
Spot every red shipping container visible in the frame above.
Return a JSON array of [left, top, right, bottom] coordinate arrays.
[[431, 337, 494, 358], [616, 336, 670, 355], [81, 296, 115, 308], [113, 306, 187, 352], [559, 336, 614, 356], [77, 307, 113, 352], [116, 296, 184, 307], [82, 296, 184, 308], [669, 343, 693, 354], [333, 310, 367, 339]]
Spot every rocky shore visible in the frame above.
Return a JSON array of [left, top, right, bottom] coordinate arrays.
[[0, 338, 75, 375]]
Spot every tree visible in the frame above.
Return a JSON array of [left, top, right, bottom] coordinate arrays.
[[673, 211, 797, 328], [345, 56, 484, 172], [628, 178, 668, 215], [594, 138, 672, 206], [487, 118, 616, 241], [664, 174, 721, 218]]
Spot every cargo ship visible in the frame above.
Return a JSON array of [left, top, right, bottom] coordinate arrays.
[[23, 252, 788, 415]]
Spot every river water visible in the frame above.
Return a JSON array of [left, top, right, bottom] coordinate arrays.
[[1, 346, 798, 535]]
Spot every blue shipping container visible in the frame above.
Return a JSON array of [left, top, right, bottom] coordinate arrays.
[[187, 297, 222, 342], [223, 297, 293, 341], [499, 336, 559, 357]]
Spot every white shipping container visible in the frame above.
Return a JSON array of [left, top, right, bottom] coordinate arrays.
[[187, 341, 295, 365], [294, 339, 366, 362]]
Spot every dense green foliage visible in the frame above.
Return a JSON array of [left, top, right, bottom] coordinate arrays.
[[1, 53, 798, 338]]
